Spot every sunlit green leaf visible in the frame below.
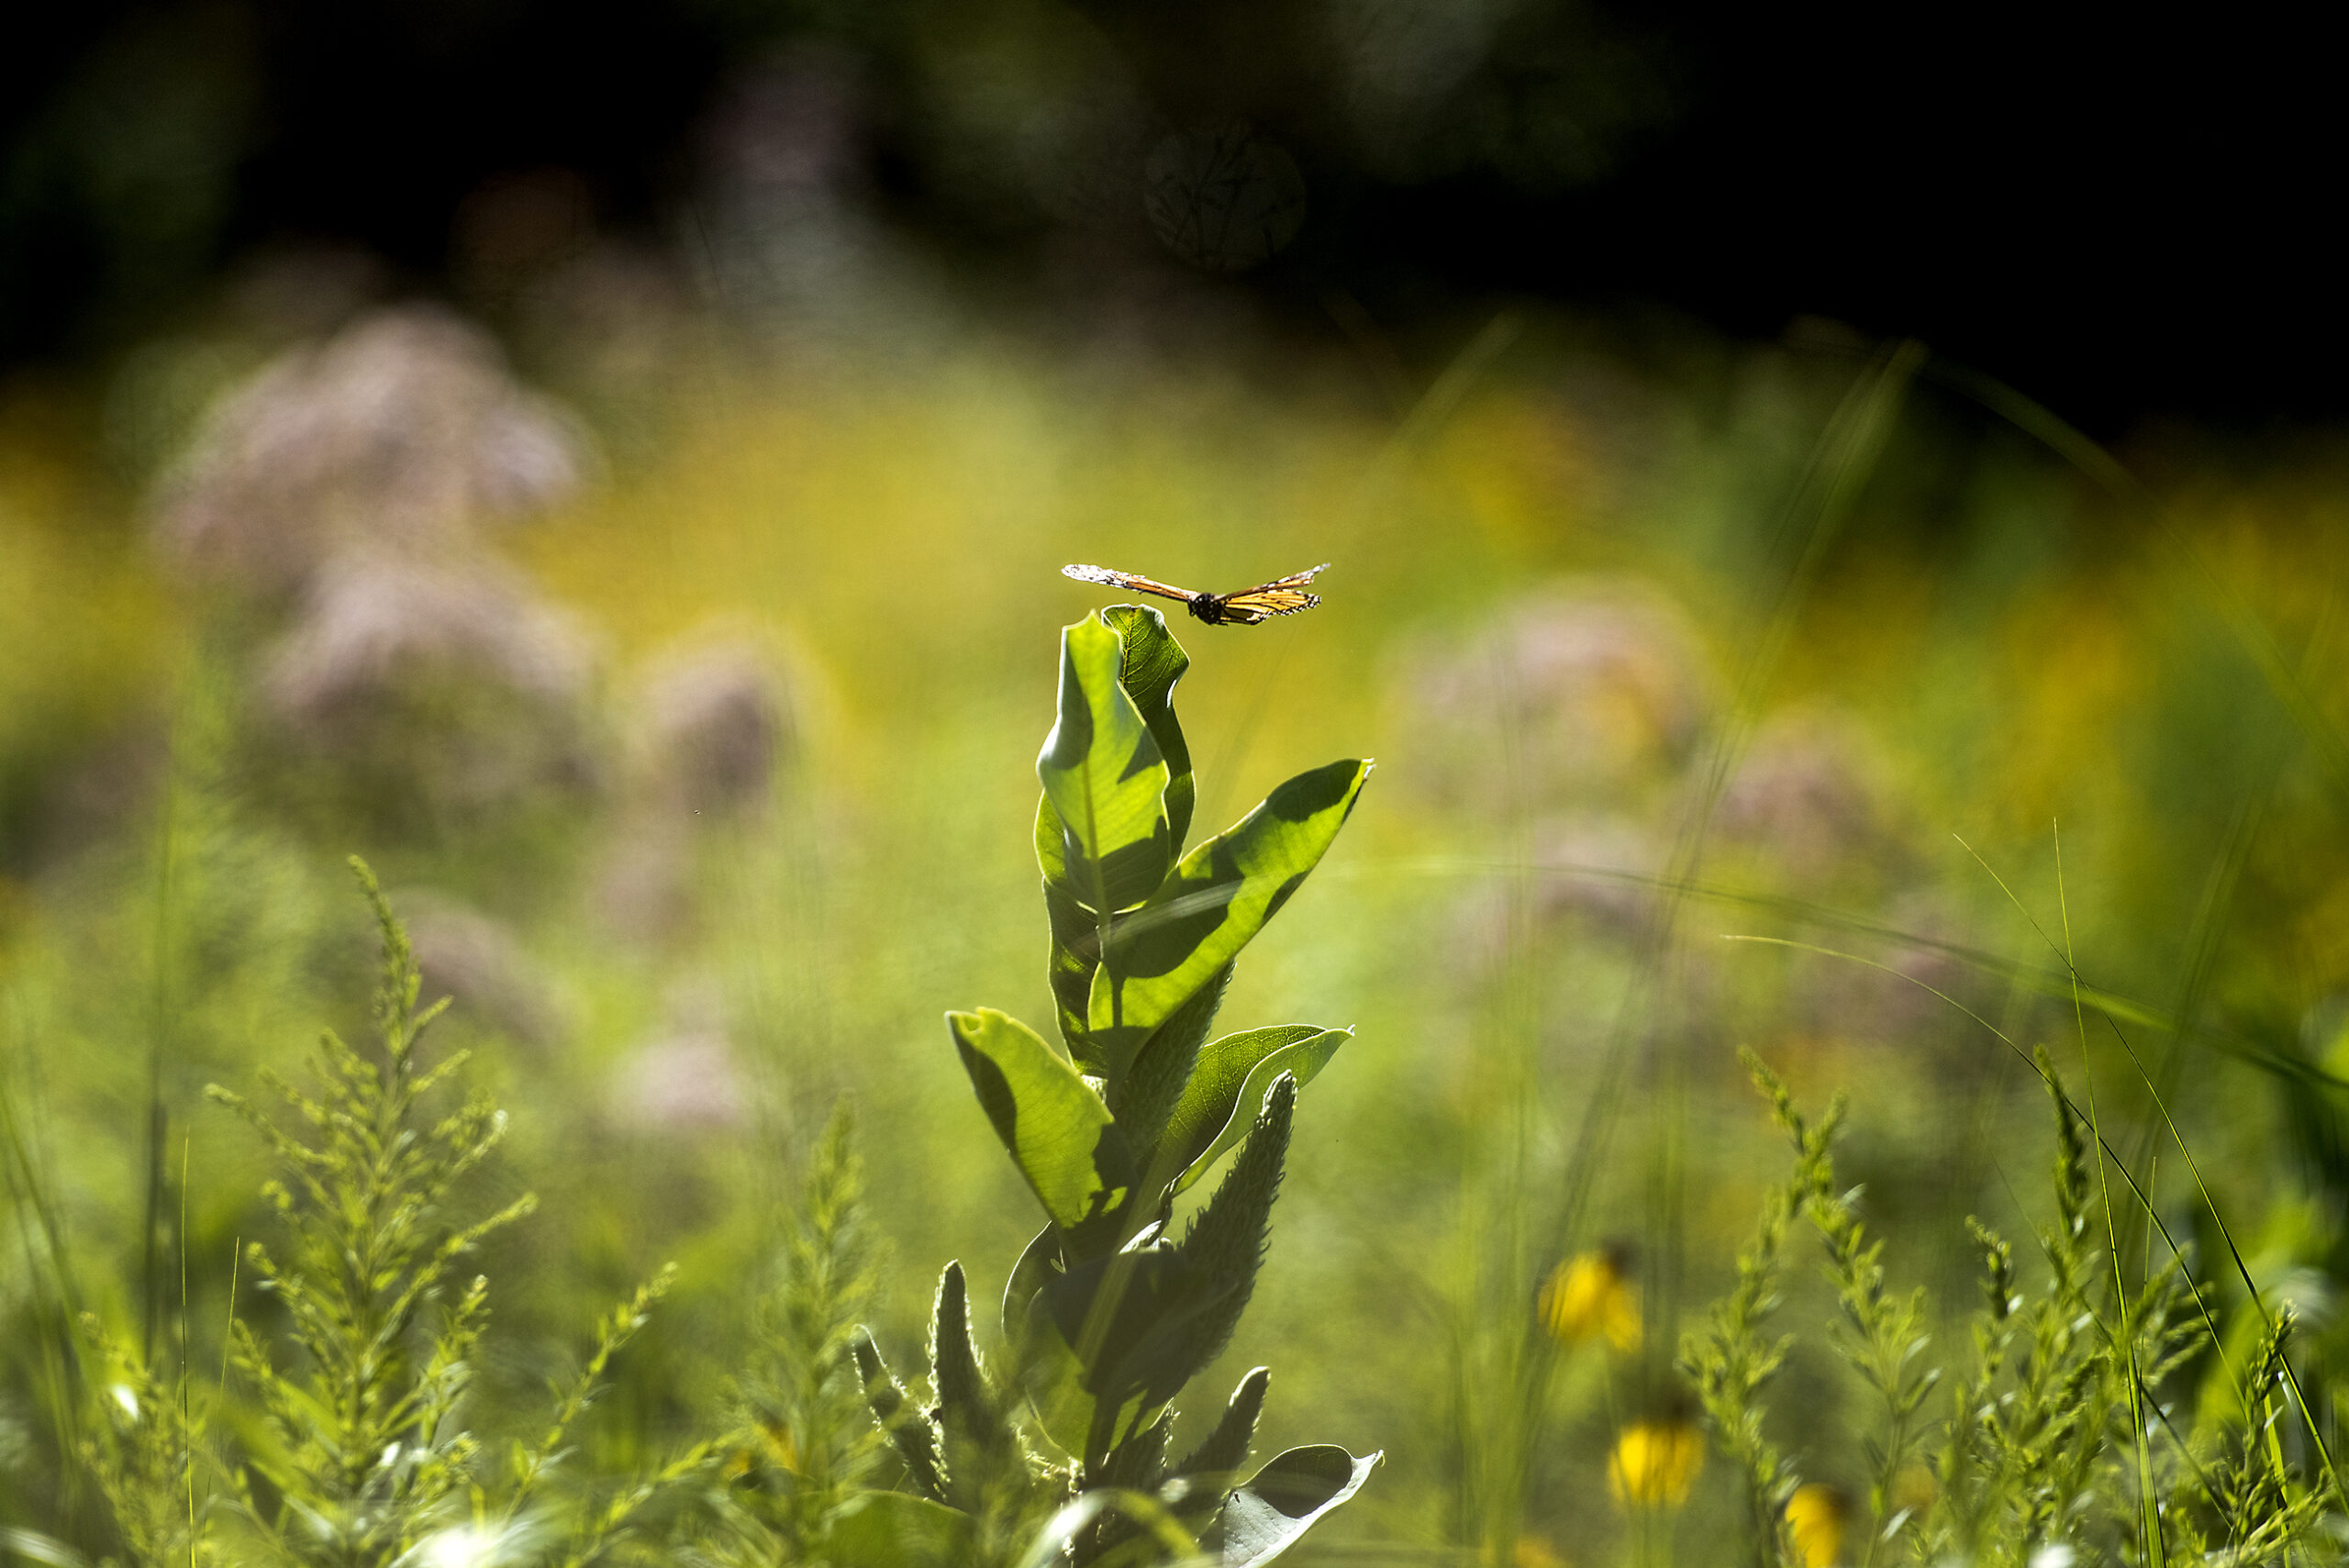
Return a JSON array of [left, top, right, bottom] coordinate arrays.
[[1013, 1485, 1202, 1568], [1038, 608, 1197, 1066], [949, 1008, 1136, 1253], [1038, 800, 1106, 1067], [1162, 1026, 1349, 1196], [1100, 604, 1194, 851], [1087, 759, 1371, 1072], [1003, 1222, 1062, 1339], [1111, 962, 1235, 1151], [1039, 613, 1171, 915]]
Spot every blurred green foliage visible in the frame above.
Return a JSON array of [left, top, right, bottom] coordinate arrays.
[[7, 281, 2349, 1565]]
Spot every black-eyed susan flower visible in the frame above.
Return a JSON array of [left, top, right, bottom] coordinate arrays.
[[1605, 1416, 1703, 1509], [1538, 1242, 1641, 1353], [1785, 1483, 1847, 1568]]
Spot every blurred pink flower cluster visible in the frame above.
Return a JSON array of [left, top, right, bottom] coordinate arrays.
[[144, 305, 793, 1126], [153, 306, 596, 753]]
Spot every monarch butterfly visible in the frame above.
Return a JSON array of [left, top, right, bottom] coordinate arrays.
[[1061, 562, 1329, 626]]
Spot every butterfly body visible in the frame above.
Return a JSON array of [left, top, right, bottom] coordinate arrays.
[[1062, 562, 1329, 625]]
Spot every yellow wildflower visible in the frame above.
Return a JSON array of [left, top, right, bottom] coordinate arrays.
[[1785, 1483, 1847, 1568], [1606, 1418, 1703, 1509], [1538, 1245, 1641, 1353]]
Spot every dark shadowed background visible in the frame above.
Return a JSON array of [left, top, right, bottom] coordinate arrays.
[[6, 0, 2339, 432]]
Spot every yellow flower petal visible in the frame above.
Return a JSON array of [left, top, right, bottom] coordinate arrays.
[[1539, 1249, 1642, 1353], [1786, 1483, 1847, 1568], [1606, 1419, 1703, 1509]]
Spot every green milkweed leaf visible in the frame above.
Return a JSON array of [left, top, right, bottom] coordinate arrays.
[[1012, 1486, 1201, 1568], [1163, 1027, 1349, 1197], [1011, 1280, 1097, 1460], [1099, 604, 1194, 851], [1003, 1222, 1063, 1339], [1037, 1242, 1211, 1456], [1035, 1078, 1296, 1463], [1014, 1231, 1196, 1461], [1112, 962, 1234, 1151], [1211, 1445, 1382, 1567], [1038, 812, 1104, 1064], [1039, 606, 1194, 1066], [1039, 613, 1172, 916], [1086, 759, 1371, 1074], [949, 1008, 1137, 1257]]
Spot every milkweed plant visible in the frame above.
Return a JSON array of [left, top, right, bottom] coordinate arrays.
[[842, 603, 1380, 1567]]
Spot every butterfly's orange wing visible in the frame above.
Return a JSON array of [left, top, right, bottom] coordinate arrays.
[[1214, 562, 1330, 624]]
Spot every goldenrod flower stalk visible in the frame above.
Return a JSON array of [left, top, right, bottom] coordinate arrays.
[[1539, 1245, 1642, 1353], [1607, 1418, 1703, 1509]]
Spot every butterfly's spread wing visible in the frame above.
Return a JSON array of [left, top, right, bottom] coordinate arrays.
[[1215, 562, 1330, 624], [1062, 563, 1201, 605]]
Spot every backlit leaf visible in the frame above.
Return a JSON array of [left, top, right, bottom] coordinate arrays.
[[1100, 603, 1194, 851], [1163, 1027, 1349, 1196], [1087, 759, 1370, 1073], [949, 1008, 1137, 1255], [1039, 614, 1171, 915]]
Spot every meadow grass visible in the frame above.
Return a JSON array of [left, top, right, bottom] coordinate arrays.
[[6, 297, 2349, 1563]]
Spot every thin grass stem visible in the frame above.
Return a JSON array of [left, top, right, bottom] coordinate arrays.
[[2052, 825, 2163, 1565]]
